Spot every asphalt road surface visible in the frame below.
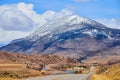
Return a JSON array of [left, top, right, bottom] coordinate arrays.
[[26, 66, 94, 80]]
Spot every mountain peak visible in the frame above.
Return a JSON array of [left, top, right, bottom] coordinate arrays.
[[27, 15, 106, 40], [1, 15, 120, 58]]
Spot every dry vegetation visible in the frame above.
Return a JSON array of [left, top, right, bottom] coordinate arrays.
[[0, 52, 79, 65], [0, 77, 19, 80], [92, 63, 120, 80], [1, 52, 120, 80], [0, 64, 25, 71], [0, 52, 81, 79], [0, 63, 42, 80], [84, 55, 120, 65]]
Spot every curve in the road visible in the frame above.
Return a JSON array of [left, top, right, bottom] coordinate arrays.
[[26, 66, 94, 80]]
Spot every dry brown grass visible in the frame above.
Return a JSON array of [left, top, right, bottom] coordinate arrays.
[[0, 63, 42, 79], [91, 63, 120, 80], [92, 74, 110, 80], [0, 69, 42, 78], [0, 64, 26, 71], [0, 77, 19, 80]]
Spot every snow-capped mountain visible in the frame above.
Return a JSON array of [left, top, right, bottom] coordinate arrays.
[[26, 15, 110, 40], [1, 15, 120, 58]]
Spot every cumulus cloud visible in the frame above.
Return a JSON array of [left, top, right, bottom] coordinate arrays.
[[0, 2, 73, 43], [0, 28, 31, 43], [96, 19, 120, 29], [53, 9, 73, 19], [0, 2, 73, 32], [0, 10, 33, 31], [0, 3, 34, 32]]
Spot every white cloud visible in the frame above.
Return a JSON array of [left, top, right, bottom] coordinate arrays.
[[0, 10, 33, 31], [96, 19, 120, 29], [0, 2, 73, 31], [0, 2, 73, 43], [53, 9, 73, 19], [0, 28, 31, 43], [0, 3, 34, 32]]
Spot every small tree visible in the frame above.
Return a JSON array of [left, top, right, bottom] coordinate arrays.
[[38, 63, 44, 71]]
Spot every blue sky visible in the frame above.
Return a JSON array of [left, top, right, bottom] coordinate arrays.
[[0, 0, 120, 19], [0, 0, 120, 47]]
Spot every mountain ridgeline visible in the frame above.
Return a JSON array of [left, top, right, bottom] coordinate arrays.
[[1, 15, 120, 58]]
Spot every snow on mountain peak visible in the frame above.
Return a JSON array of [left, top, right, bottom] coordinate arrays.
[[27, 15, 106, 40]]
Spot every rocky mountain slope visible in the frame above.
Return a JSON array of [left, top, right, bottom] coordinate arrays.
[[0, 52, 78, 65], [0, 15, 120, 58]]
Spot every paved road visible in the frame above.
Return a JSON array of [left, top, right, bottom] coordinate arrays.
[[26, 66, 94, 80]]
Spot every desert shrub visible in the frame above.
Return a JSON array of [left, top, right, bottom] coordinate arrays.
[[96, 66, 108, 74]]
